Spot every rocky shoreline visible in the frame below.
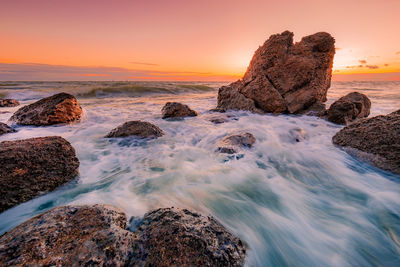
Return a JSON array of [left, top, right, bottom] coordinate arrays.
[[0, 30, 399, 266]]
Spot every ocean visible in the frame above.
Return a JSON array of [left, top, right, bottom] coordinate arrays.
[[0, 81, 399, 266]]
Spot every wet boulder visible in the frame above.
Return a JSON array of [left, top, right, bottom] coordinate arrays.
[[0, 99, 19, 107], [0, 205, 138, 266], [106, 120, 164, 139], [217, 132, 256, 154], [10, 92, 82, 126], [162, 102, 197, 119], [332, 109, 400, 174], [0, 122, 16, 136], [0, 206, 247, 266], [133, 207, 246, 266], [0, 136, 79, 212], [327, 92, 371, 124], [216, 31, 335, 114]]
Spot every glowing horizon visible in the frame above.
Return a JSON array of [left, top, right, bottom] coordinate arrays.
[[1, 0, 399, 81]]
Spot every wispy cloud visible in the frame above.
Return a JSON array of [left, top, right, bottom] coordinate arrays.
[[365, 65, 379, 69], [359, 60, 367, 64], [0, 62, 235, 81], [129, 62, 160, 66], [396, 51, 400, 55], [384, 63, 389, 67]]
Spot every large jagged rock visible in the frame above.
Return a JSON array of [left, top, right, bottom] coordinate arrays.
[[327, 92, 371, 124], [0, 136, 79, 212], [0, 122, 15, 136], [162, 102, 197, 119], [133, 207, 246, 266], [0, 205, 138, 266], [332, 110, 400, 174], [0, 99, 19, 107], [216, 132, 256, 154], [216, 31, 335, 114], [0, 206, 247, 266], [105, 120, 164, 139], [10, 92, 82, 126]]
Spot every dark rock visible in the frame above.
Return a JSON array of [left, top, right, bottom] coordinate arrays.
[[327, 92, 371, 124], [0, 136, 79, 212], [216, 31, 335, 114], [0, 99, 19, 107], [299, 101, 327, 116], [10, 92, 82, 126], [0, 206, 247, 266], [0, 122, 16, 136], [133, 207, 246, 266], [289, 128, 307, 143], [332, 110, 400, 174], [217, 132, 256, 154], [162, 102, 197, 119], [106, 120, 164, 139], [0, 205, 138, 266]]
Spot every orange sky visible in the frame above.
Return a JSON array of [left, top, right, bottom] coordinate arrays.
[[1, 0, 399, 81]]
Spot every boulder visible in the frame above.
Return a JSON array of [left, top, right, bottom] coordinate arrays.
[[217, 132, 256, 154], [332, 110, 400, 174], [0, 206, 247, 266], [0, 99, 19, 107], [162, 102, 197, 119], [0, 205, 138, 266], [106, 120, 164, 139], [216, 31, 335, 114], [327, 92, 371, 124], [10, 92, 82, 126], [0, 122, 15, 136], [133, 207, 246, 266], [0, 136, 79, 212]]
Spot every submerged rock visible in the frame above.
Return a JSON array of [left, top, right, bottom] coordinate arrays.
[[0, 99, 19, 107], [106, 120, 164, 139], [327, 92, 371, 124], [10, 92, 82, 126], [289, 128, 307, 143], [0, 205, 138, 266], [0, 122, 16, 136], [134, 207, 246, 266], [0, 136, 79, 212], [332, 110, 400, 174], [0, 206, 246, 266], [217, 132, 256, 154], [216, 31, 335, 114], [162, 102, 197, 119]]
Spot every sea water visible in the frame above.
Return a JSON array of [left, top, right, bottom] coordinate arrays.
[[0, 81, 399, 266]]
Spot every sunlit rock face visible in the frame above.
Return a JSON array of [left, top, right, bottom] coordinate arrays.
[[10, 92, 82, 126], [327, 92, 371, 125], [332, 109, 400, 174], [216, 31, 335, 114]]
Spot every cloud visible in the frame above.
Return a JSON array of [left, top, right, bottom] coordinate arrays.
[[396, 51, 400, 55], [129, 62, 159, 66], [0, 62, 233, 81], [335, 47, 341, 51], [359, 60, 367, 64], [384, 63, 389, 67], [365, 65, 379, 69]]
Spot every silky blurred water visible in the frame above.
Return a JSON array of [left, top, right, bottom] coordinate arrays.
[[0, 81, 399, 266]]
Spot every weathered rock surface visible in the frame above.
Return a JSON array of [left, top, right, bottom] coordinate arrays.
[[10, 92, 82, 126], [162, 102, 197, 119], [327, 92, 371, 124], [133, 207, 246, 266], [0, 122, 15, 136], [0, 136, 79, 212], [217, 132, 256, 154], [106, 120, 164, 139], [0, 206, 246, 266], [332, 110, 400, 174], [0, 205, 138, 266], [216, 31, 335, 114], [0, 99, 19, 107]]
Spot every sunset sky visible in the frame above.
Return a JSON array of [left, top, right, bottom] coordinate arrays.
[[1, 0, 399, 81]]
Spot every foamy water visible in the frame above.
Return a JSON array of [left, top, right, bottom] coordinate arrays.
[[0, 81, 399, 266]]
